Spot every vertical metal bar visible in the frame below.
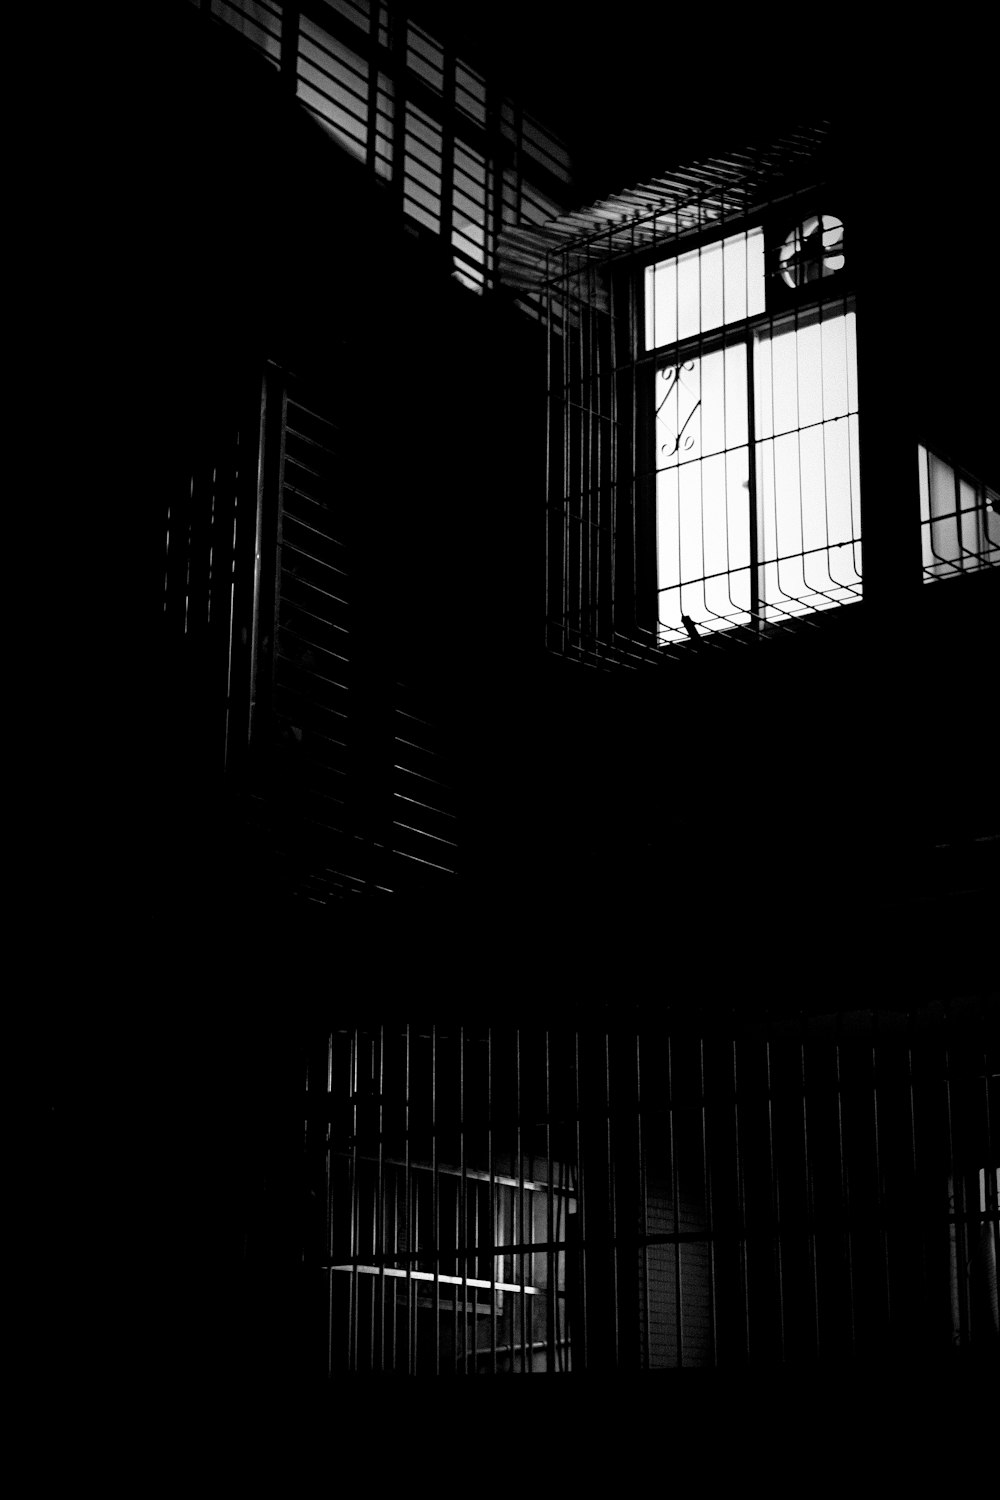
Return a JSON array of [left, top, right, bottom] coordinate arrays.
[[544, 250, 553, 646], [390, 4, 407, 218], [545, 1029, 555, 1372], [414, 1166, 420, 1367], [700, 1036, 718, 1367], [247, 369, 272, 752], [591, 233, 601, 646], [801, 1034, 819, 1360], [638, 1030, 650, 1369], [561, 246, 570, 649], [453, 1168, 459, 1372], [695, 194, 709, 624], [746, 320, 760, 631], [364, 1, 380, 178], [527, 1128, 535, 1372], [516, 1028, 526, 1371], [765, 1036, 785, 1362], [355, 1032, 364, 1374], [734, 1036, 750, 1363], [984, 1045, 999, 1339], [575, 1027, 587, 1369], [472, 1135, 480, 1373], [350, 1026, 360, 1371], [485, 78, 503, 294], [629, 216, 640, 639], [376, 1024, 386, 1372], [391, 1150, 399, 1371], [580, 249, 588, 651], [369, 1035, 377, 1370], [943, 1029, 964, 1346], [459, 1025, 467, 1374], [555, 1155, 565, 1371], [488, 1026, 497, 1373], [834, 1038, 856, 1353], [667, 1034, 683, 1367], [324, 1035, 334, 1378], [432, 1024, 440, 1374], [905, 1015, 924, 1354], [871, 1020, 890, 1336], [404, 1022, 413, 1373], [606, 1028, 619, 1367]]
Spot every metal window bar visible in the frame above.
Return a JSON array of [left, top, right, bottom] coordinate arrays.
[[201, 0, 572, 293], [293, 1013, 997, 1375], [528, 136, 875, 665]]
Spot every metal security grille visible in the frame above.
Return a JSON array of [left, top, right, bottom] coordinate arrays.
[[255, 364, 464, 900], [159, 360, 462, 903], [308, 1027, 578, 1374], [520, 133, 873, 665], [294, 1009, 997, 1375], [185, 0, 572, 292], [918, 444, 1000, 582]]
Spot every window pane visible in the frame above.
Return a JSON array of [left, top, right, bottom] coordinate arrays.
[[753, 309, 862, 621], [655, 345, 748, 471], [657, 449, 752, 636], [645, 228, 765, 351], [755, 310, 858, 438], [655, 344, 752, 639], [919, 444, 1000, 579]]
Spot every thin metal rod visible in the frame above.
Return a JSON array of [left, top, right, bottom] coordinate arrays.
[[459, 1025, 467, 1373], [765, 1037, 785, 1362], [349, 1027, 359, 1372], [545, 1030, 554, 1372], [404, 1023, 413, 1373], [575, 1028, 587, 1368], [667, 1035, 683, 1368], [871, 1019, 890, 1335], [606, 1029, 619, 1367], [432, 1024, 440, 1374], [516, 1028, 526, 1370], [488, 1026, 496, 1373], [834, 1037, 856, 1351], [700, 1036, 718, 1367], [734, 1037, 750, 1363], [377, 1024, 386, 1372], [801, 1035, 820, 1359], [638, 1031, 649, 1368]]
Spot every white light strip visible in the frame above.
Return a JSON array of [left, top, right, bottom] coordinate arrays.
[[328, 1265, 540, 1294]]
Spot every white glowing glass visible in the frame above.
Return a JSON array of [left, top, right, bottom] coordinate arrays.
[[918, 445, 1000, 578], [753, 311, 862, 617], [645, 229, 765, 351], [656, 308, 862, 640]]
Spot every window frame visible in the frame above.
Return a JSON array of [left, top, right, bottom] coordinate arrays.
[[637, 206, 861, 647]]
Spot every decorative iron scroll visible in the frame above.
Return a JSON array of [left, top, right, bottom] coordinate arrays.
[[657, 361, 701, 460]]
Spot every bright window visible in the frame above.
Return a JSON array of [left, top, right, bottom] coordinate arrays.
[[648, 228, 861, 641], [918, 445, 1000, 580], [645, 229, 766, 350]]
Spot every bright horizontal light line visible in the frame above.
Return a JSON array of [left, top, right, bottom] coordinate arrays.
[[328, 1266, 540, 1294]]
